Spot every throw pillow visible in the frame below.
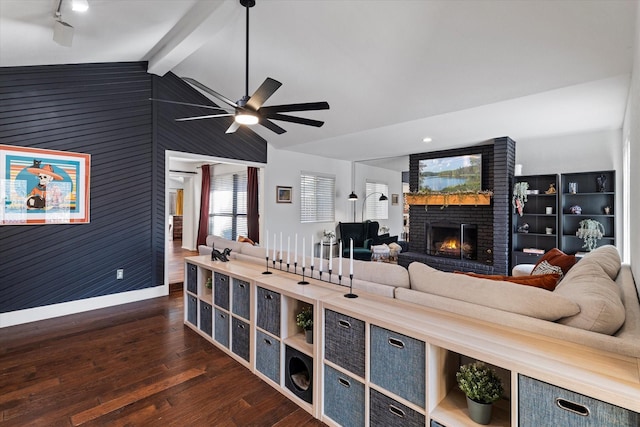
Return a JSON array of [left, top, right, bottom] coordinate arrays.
[[531, 260, 564, 279], [532, 248, 576, 276], [456, 271, 561, 291], [238, 235, 255, 245]]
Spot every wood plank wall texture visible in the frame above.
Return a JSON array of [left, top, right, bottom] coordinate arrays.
[[0, 62, 267, 314]]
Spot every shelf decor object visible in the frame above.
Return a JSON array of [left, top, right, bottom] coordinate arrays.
[[512, 182, 529, 216], [296, 306, 313, 344], [456, 362, 504, 425], [576, 218, 604, 251]]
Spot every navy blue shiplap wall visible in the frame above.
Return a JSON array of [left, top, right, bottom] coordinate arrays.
[[0, 62, 267, 314]]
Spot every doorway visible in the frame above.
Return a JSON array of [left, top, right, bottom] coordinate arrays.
[[164, 150, 265, 287]]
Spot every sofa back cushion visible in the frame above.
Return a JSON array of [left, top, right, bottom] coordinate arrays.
[[408, 262, 580, 321], [207, 236, 245, 253], [577, 244, 621, 280], [239, 243, 267, 259], [337, 258, 410, 289], [554, 257, 625, 334]]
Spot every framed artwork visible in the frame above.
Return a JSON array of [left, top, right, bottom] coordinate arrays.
[[391, 193, 399, 205], [1, 145, 91, 225], [276, 186, 292, 203]]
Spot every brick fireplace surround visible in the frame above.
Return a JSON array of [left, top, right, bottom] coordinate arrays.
[[398, 137, 516, 276]]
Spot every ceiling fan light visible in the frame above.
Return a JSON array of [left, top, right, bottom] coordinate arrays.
[[235, 113, 259, 125], [71, 0, 89, 12]]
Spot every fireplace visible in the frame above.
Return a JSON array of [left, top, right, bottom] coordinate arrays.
[[426, 222, 477, 260]]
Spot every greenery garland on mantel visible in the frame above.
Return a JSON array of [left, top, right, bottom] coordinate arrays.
[[405, 190, 493, 209]]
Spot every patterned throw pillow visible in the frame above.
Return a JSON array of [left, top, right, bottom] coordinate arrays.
[[531, 260, 564, 279], [532, 248, 577, 276]]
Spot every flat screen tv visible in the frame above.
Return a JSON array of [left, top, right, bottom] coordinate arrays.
[[418, 154, 482, 193]]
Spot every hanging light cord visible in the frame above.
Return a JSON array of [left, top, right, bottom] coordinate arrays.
[[244, 3, 250, 98]]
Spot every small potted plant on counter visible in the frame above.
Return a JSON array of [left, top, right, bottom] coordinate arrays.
[[296, 306, 314, 344], [456, 361, 504, 425]]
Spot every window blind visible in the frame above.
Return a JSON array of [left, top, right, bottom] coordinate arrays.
[[300, 173, 335, 223], [210, 171, 247, 240]]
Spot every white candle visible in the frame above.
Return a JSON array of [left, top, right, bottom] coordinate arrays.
[[287, 236, 291, 264], [311, 235, 314, 267], [265, 231, 269, 258], [302, 238, 306, 268], [280, 232, 283, 261], [295, 233, 298, 264], [329, 237, 333, 271], [339, 240, 343, 276], [273, 233, 276, 260], [350, 238, 354, 275], [319, 241, 323, 272]]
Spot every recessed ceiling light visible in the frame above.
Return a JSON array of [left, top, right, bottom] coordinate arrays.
[[72, 0, 89, 12], [422, 137, 432, 143]]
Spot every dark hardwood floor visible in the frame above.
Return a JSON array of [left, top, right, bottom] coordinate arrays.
[[0, 291, 326, 426]]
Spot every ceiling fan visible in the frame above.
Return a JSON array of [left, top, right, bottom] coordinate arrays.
[[151, 0, 329, 135]]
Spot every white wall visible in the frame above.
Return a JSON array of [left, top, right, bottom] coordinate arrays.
[[262, 146, 404, 253], [354, 162, 404, 237], [623, 5, 639, 275], [264, 146, 351, 246], [515, 128, 625, 258]]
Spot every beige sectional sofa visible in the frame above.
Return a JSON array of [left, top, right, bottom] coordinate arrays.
[[199, 236, 640, 357]]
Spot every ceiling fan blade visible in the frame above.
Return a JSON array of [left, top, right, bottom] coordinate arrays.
[[264, 113, 325, 128], [259, 117, 287, 134], [259, 101, 330, 114], [149, 98, 231, 112], [175, 113, 234, 122], [226, 122, 241, 134], [182, 77, 238, 108], [246, 77, 282, 110]]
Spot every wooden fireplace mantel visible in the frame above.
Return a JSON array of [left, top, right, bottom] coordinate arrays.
[[405, 193, 491, 206]]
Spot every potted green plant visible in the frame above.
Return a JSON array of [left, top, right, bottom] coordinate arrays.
[[296, 306, 314, 344], [456, 362, 504, 425], [576, 218, 604, 251], [512, 181, 529, 216]]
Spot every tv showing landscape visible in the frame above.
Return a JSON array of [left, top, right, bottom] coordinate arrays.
[[418, 154, 482, 193]]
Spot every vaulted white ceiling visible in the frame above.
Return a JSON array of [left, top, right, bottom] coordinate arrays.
[[1, 0, 637, 168]]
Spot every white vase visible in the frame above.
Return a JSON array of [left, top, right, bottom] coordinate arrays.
[[466, 396, 492, 425]]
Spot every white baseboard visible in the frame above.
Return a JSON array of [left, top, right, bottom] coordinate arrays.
[[0, 285, 169, 328]]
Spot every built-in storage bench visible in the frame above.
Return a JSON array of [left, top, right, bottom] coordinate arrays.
[[323, 309, 367, 426], [518, 375, 639, 426], [183, 255, 640, 427], [322, 306, 428, 427]]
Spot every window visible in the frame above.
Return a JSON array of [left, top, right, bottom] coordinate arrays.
[[300, 172, 335, 223], [365, 181, 389, 220], [209, 171, 247, 240]]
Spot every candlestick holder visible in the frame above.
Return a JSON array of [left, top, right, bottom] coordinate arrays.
[[262, 256, 272, 275], [344, 274, 357, 298], [279, 258, 283, 270], [286, 263, 290, 273], [298, 266, 309, 285], [310, 265, 314, 280], [293, 262, 298, 275], [328, 269, 332, 284], [319, 271, 323, 281], [338, 274, 342, 286], [272, 258, 276, 269]]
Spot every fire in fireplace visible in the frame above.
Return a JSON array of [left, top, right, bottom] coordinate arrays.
[[426, 222, 477, 260]]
